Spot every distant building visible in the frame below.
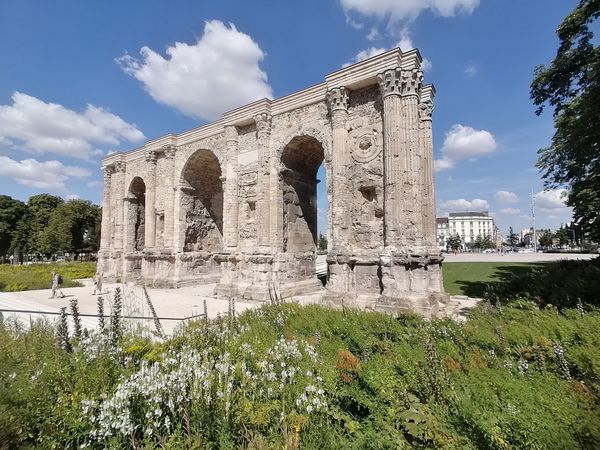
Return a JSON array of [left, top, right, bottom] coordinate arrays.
[[436, 218, 450, 250], [437, 211, 497, 250], [520, 227, 551, 247]]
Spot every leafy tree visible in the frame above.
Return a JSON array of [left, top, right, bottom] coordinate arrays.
[[447, 234, 462, 251], [26, 194, 64, 254], [481, 234, 495, 250], [555, 227, 571, 247], [505, 227, 519, 247], [0, 195, 27, 258], [40, 200, 100, 259], [317, 233, 328, 252], [531, 0, 600, 241], [539, 231, 554, 248]]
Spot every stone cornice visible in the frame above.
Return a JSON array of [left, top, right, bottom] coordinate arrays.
[[223, 98, 271, 127], [103, 46, 430, 164], [326, 48, 403, 91]]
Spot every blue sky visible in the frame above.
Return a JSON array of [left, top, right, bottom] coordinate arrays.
[[0, 0, 580, 237]]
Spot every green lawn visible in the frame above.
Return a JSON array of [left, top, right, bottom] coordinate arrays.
[[442, 261, 545, 297], [0, 262, 97, 292]]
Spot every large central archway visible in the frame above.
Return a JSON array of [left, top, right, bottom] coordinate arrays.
[[180, 149, 224, 252]]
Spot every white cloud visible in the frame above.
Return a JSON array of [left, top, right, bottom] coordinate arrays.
[[494, 190, 519, 204], [534, 189, 573, 223], [343, 46, 387, 67], [397, 29, 414, 51], [0, 156, 90, 192], [86, 180, 102, 188], [441, 198, 490, 211], [0, 92, 145, 159], [499, 207, 521, 215], [434, 124, 496, 171], [366, 27, 380, 40], [343, 30, 432, 70], [434, 158, 455, 172], [465, 64, 478, 77], [340, 0, 480, 23], [535, 189, 570, 212], [66, 194, 80, 201], [117, 20, 273, 121], [421, 58, 433, 71]]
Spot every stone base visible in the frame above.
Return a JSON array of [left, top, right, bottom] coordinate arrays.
[[323, 249, 448, 317], [214, 250, 323, 302]]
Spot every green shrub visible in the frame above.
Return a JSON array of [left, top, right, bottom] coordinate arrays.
[[1, 299, 599, 449]]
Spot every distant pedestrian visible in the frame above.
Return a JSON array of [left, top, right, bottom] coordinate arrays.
[[50, 271, 65, 299], [93, 272, 103, 295]]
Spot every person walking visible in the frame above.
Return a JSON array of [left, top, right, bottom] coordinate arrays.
[[49, 271, 65, 299], [93, 272, 103, 295]]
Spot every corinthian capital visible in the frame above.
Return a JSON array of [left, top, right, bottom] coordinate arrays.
[[401, 68, 423, 98], [224, 125, 238, 144], [102, 165, 115, 180], [378, 68, 402, 98], [145, 150, 158, 164], [113, 160, 126, 173], [326, 87, 349, 112], [419, 99, 434, 121], [254, 113, 272, 140], [162, 144, 177, 159]]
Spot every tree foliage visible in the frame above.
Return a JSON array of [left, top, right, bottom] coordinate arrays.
[[0, 195, 27, 258], [40, 200, 100, 258], [531, 0, 600, 241], [538, 231, 554, 248], [447, 234, 462, 251], [2, 194, 100, 258], [505, 227, 519, 247]]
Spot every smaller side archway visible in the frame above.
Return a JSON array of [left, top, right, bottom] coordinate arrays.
[[126, 176, 146, 251], [179, 149, 224, 252], [280, 135, 325, 253]]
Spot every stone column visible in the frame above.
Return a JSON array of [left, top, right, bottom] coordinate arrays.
[[401, 68, 424, 248], [223, 125, 239, 249], [419, 86, 437, 248], [162, 145, 177, 250], [269, 132, 283, 252], [100, 166, 113, 251], [326, 87, 350, 252], [255, 113, 272, 249], [377, 68, 423, 248], [144, 150, 158, 249], [378, 69, 404, 248], [112, 160, 126, 251]]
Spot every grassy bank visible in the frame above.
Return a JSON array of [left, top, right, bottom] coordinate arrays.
[[443, 262, 543, 296], [0, 261, 96, 292]]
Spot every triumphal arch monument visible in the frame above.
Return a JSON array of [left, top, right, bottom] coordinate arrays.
[[99, 48, 447, 316]]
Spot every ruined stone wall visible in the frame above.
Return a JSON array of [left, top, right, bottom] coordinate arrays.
[[346, 84, 385, 251]]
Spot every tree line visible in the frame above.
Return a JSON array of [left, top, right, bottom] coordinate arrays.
[[0, 194, 101, 262]]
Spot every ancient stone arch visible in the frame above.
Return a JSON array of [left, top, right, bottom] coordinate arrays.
[[126, 176, 146, 252], [99, 48, 447, 316], [179, 149, 224, 253]]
